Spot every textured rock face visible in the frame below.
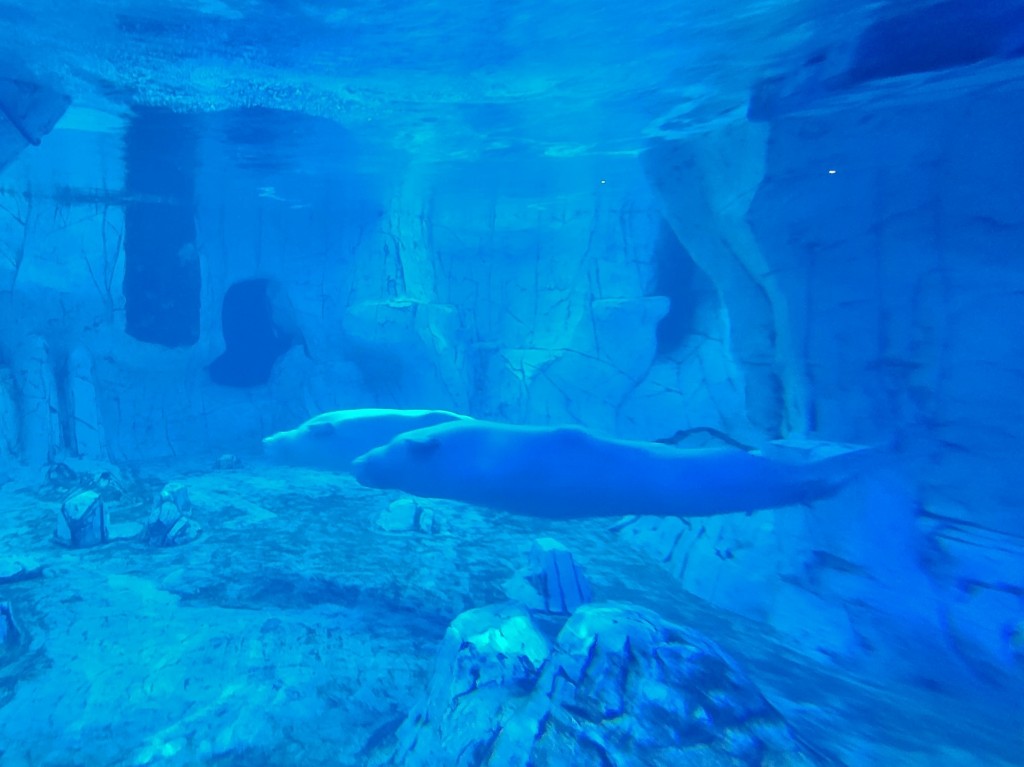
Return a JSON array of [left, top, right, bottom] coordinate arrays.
[[2, 137, 738, 462], [55, 489, 108, 548], [637, 64, 1024, 683], [618, 458, 951, 670], [391, 603, 551, 766], [0, 116, 756, 464], [145, 482, 201, 547], [389, 602, 821, 767], [647, 67, 1024, 538]]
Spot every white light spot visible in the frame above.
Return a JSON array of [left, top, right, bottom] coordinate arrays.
[[600, 179, 607, 184], [828, 169, 837, 175]]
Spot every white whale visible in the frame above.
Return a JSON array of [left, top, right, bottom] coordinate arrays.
[[262, 408, 470, 472], [351, 419, 878, 519]]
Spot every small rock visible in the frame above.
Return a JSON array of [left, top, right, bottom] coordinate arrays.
[[144, 482, 201, 546], [215, 453, 242, 470], [503, 537, 592, 615], [55, 490, 108, 548], [376, 498, 440, 534], [163, 482, 192, 512], [0, 601, 20, 647]]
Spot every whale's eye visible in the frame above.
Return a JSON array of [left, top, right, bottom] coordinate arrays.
[[405, 436, 441, 458]]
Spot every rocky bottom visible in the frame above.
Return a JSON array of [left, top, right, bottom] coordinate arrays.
[[0, 457, 1020, 766]]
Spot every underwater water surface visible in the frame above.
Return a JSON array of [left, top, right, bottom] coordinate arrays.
[[1, 1, 1023, 766]]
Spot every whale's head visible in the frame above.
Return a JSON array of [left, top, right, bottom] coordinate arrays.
[[351, 430, 443, 491], [261, 419, 339, 467], [261, 431, 292, 462]]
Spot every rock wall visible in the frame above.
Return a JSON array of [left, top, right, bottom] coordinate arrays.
[[0, 117, 745, 464], [636, 60, 1024, 688], [645, 68, 1024, 503], [649, 61, 1024, 537]]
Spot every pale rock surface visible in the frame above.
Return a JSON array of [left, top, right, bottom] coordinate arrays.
[[645, 122, 798, 435], [376, 497, 441, 534], [500, 296, 669, 432], [214, 453, 242, 470], [145, 482, 201, 547], [55, 489, 108, 548], [385, 603, 550, 767], [389, 602, 822, 767], [341, 299, 468, 410], [632, 64, 1024, 680]]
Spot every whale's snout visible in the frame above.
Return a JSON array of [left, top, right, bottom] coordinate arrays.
[[261, 433, 289, 462], [351, 448, 388, 487], [350, 452, 371, 484]]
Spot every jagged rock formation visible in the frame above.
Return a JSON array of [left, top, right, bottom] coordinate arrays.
[[145, 482, 201, 547], [384, 602, 823, 766]]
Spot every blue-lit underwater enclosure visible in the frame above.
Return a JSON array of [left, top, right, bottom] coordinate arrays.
[[0, 1, 1022, 765]]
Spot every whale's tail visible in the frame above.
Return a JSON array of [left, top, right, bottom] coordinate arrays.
[[761, 436, 897, 501]]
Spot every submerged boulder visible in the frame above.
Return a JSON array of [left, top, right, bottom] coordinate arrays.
[[55, 490, 108, 548], [145, 482, 202, 546], [387, 602, 822, 766], [390, 603, 550, 765], [214, 453, 242, 470]]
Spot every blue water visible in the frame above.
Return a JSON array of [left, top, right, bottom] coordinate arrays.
[[1, 1, 1023, 765]]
